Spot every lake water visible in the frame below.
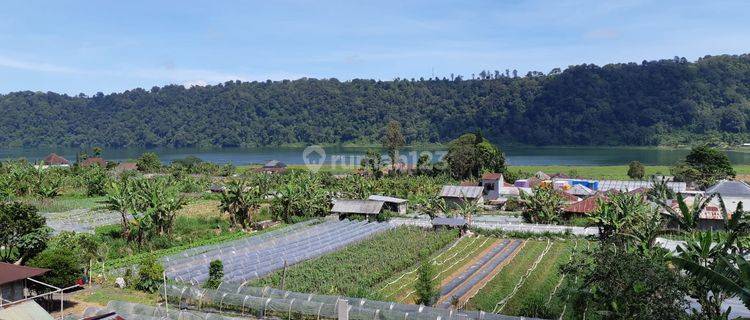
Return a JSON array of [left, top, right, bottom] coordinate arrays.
[[4, 146, 750, 166]]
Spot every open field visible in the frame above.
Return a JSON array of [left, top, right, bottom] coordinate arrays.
[[250, 227, 458, 297], [22, 195, 106, 213]]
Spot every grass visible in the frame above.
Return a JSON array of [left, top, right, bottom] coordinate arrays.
[[22, 195, 107, 213], [510, 165, 750, 180], [377, 235, 495, 303], [78, 286, 158, 306], [250, 227, 458, 298]]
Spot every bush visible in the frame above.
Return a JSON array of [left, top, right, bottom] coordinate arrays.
[[28, 247, 83, 288], [517, 294, 556, 319], [136, 153, 161, 173], [414, 253, 437, 305], [135, 255, 164, 293], [204, 259, 224, 289]]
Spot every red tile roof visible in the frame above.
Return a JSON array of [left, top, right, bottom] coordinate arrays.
[[0, 262, 49, 285], [564, 193, 607, 214], [42, 153, 70, 165], [81, 157, 107, 168], [482, 173, 503, 180], [116, 162, 138, 171], [460, 180, 479, 186], [557, 191, 580, 203]]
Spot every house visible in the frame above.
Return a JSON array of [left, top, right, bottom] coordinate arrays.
[[41, 153, 70, 167], [367, 195, 407, 215], [255, 160, 287, 174], [439, 185, 484, 207], [431, 217, 468, 234], [705, 180, 750, 213], [114, 162, 137, 173], [481, 173, 503, 200], [534, 171, 551, 180], [566, 184, 595, 197], [563, 193, 608, 215], [35, 153, 71, 169], [0, 263, 49, 303], [331, 199, 385, 221], [81, 157, 107, 168]]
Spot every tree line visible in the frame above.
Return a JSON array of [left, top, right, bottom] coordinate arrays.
[[2, 54, 750, 148]]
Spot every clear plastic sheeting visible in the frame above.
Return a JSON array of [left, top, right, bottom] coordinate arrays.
[[82, 300, 250, 319], [163, 219, 392, 284], [165, 284, 538, 320], [44, 209, 128, 234]]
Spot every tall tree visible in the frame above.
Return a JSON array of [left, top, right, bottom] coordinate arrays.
[[383, 120, 405, 172]]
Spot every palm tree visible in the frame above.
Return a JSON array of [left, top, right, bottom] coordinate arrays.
[[716, 196, 750, 255]]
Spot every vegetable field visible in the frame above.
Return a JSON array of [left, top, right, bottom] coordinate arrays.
[[251, 227, 458, 297], [377, 235, 496, 303], [464, 240, 582, 318]]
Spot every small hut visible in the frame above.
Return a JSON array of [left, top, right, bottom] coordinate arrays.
[[331, 199, 385, 221], [439, 186, 484, 207], [255, 160, 288, 174], [367, 195, 408, 215], [0, 263, 49, 303], [431, 217, 469, 234]]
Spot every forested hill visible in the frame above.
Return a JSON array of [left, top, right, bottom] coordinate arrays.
[[2, 54, 750, 148]]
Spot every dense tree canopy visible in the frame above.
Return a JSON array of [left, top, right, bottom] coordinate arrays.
[[2, 54, 750, 148]]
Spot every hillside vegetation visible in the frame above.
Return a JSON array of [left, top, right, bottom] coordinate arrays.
[[2, 54, 750, 148]]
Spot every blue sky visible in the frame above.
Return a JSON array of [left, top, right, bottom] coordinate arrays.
[[1, 0, 749, 95]]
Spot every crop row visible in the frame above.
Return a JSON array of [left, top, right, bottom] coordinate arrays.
[[250, 227, 458, 297], [377, 235, 496, 303]]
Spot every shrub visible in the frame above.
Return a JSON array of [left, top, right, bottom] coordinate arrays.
[[135, 255, 164, 293], [414, 253, 437, 305], [517, 294, 556, 319], [28, 246, 83, 288], [204, 259, 224, 289], [136, 153, 161, 173]]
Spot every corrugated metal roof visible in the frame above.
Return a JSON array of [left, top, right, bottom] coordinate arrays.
[[597, 180, 686, 192], [431, 217, 467, 227], [0, 262, 49, 286], [439, 186, 484, 199], [706, 180, 750, 197], [331, 199, 384, 215], [0, 301, 54, 320], [564, 194, 607, 214], [567, 184, 594, 196], [368, 195, 407, 204]]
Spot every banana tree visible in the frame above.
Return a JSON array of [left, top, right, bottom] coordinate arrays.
[[671, 254, 750, 310], [658, 193, 715, 233]]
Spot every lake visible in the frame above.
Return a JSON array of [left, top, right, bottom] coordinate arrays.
[[4, 146, 750, 166]]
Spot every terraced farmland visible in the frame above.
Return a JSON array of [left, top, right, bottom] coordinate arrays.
[[377, 235, 496, 303]]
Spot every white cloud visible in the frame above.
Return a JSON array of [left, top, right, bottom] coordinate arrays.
[[0, 55, 83, 74]]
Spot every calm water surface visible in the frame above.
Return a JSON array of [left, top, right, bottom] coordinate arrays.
[[3, 146, 750, 166]]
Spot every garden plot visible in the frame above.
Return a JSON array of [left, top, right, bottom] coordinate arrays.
[[377, 235, 495, 303], [435, 239, 525, 309], [163, 219, 392, 285], [44, 208, 127, 234]]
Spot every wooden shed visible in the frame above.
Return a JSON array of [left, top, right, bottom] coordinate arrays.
[[331, 199, 385, 221]]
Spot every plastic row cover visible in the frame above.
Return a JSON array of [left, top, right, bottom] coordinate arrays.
[[82, 300, 248, 320], [166, 284, 536, 320]]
